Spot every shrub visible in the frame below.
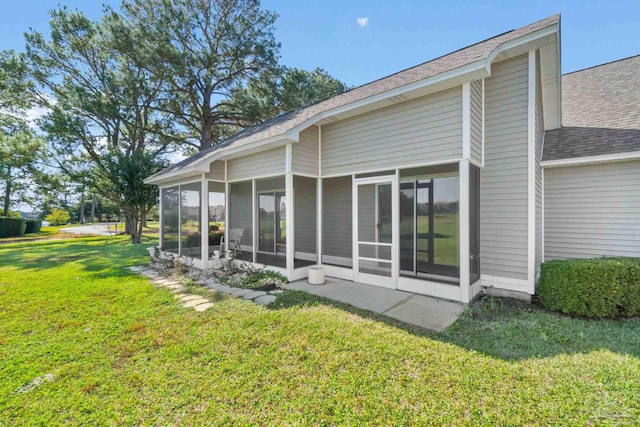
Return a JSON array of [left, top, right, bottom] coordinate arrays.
[[45, 209, 70, 226], [25, 219, 43, 234], [0, 217, 26, 238], [537, 257, 640, 318]]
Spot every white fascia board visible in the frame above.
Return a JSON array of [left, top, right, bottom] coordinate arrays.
[[541, 151, 640, 168], [144, 166, 200, 185], [485, 24, 559, 66]]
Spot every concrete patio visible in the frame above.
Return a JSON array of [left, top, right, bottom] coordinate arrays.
[[284, 278, 466, 332]]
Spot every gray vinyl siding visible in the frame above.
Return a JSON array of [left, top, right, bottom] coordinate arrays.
[[322, 176, 352, 262], [470, 80, 483, 165], [227, 146, 286, 181], [294, 176, 317, 255], [321, 87, 462, 176], [256, 176, 285, 192], [544, 160, 640, 260], [534, 51, 544, 278], [205, 160, 225, 181], [293, 126, 319, 176], [228, 181, 253, 250], [480, 54, 530, 280]]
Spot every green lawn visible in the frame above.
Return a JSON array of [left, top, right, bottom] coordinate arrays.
[[1, 237, 639, 425]]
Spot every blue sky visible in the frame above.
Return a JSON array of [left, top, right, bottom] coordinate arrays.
[[1, 0, 638, 87]]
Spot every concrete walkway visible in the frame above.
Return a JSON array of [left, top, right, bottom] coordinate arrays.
[[285, 278, 465, 332]]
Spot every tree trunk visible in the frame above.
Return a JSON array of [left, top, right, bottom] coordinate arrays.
[[3, 179, 10, 217], [79, 192, 85, 224], [90, 193, 96, 223]]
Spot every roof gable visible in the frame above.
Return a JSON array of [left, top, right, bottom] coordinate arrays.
[[147, 14, 560, 184]]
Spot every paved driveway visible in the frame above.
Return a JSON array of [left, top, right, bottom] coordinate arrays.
[[59, 224, 116, 236]]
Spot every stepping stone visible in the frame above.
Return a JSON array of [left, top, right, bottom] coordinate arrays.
[[154, 279, 175, 286], [229, 289, 252, 297], [254, 295, 277, 306], [207, 284, 233, 293], [243, 290, 266, 300], [184, 298, 209, 308], [269, 290, 284, 294], [166, 284, 183, 290], [174, 293, 187, 299], [194, 302, 214, 312], [180, 295, 202, 302]]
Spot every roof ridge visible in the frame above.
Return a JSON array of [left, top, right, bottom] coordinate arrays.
[[308, 14, 559, 110], [563, 54, 640, 76]]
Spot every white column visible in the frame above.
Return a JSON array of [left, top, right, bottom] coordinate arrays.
[[158, 187, 164, 250], [252, 179, 257, 264], [316, 177, 322, 265], [351, 174, 358, 278], [224, 182, 230, 255], [459, 159, 470, 303], [392, 170, 400, 288], [527, 50, 537, 294], [285, 143, 294, 278], [201, 176, 209, 267]]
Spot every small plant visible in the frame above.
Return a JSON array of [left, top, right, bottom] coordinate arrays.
[[212, 258, 288, 289]]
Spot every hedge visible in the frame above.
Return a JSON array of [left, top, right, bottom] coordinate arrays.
[[0, 217, 26, 238], [537, 257, 640, 318], [25, 219, 42, 234]]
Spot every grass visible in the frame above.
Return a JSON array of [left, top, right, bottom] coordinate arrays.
[[0, 224, 90, 243], [1, 238, 640, 424]]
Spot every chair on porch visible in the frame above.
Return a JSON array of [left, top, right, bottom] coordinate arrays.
[[220, 228, 244, 257]]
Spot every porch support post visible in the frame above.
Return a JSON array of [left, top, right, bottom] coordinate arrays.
[[316, 177, 322, 264], [459, 159, 471, 303], [285, 143, 294, 278], [460, 81, 472, 303], [252, 179, 257, 264], [201, 175, 208, 268], [224, 181, 230, 255], [158, 186, 164, 250]]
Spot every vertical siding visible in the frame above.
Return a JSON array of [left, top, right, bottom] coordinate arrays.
[[205, 160, 225, 181], [294, 176, 317, 255], [321, 87, 463, 176], [481, 54, 530, 281], [227, 146, 286, 181], [470, 80, 483, 165], [322, 176, 352, 263], [544, 161, 640, 260], [228, 181, 253, 250], [534, 51, 544, 277], [292, 126, 319, 176]]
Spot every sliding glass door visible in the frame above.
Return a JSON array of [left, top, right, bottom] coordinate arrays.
[[258, 191, 286, 254], [399, 175, 460, 282]]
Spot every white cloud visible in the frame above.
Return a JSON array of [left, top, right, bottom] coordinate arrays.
[[356, 17, 369, 28]]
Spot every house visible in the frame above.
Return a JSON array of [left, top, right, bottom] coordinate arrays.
[[144, 14, 640, 303]]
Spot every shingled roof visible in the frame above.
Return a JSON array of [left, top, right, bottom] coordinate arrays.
[[148, 14, 560, 181], [543, 55, 640, 161]]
